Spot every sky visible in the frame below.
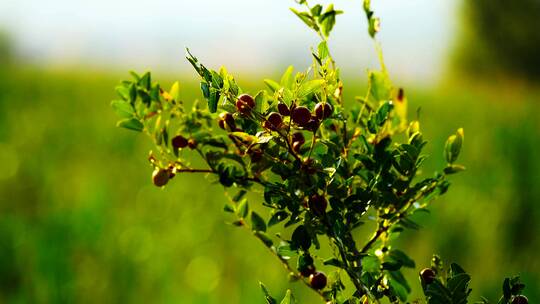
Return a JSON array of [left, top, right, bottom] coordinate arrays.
[[0, 0, 457, 82]]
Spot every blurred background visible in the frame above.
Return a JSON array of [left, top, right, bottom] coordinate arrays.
[[0, 0, 539, 303]]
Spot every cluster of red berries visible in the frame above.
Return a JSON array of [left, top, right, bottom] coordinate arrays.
[[282, 101, 333, 132], [217, 94, 334, 157]]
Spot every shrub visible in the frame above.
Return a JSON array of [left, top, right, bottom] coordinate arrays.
[[111, 0, 527, 303], [455, 0, 540, 80]]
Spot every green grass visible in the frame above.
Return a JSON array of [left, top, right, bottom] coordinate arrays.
[[0, 66, 538, 303]]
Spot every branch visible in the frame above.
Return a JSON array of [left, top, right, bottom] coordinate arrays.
[[239, 221, 329, 303], [173, 166, 265, 186]]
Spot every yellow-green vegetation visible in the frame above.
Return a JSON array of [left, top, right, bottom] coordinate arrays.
[[0, 66, 538, 302]]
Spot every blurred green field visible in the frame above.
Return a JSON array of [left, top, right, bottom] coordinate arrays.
[[0, 65, 538, 303]]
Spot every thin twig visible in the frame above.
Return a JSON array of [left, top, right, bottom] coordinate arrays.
[[239, 222, 329, 302]]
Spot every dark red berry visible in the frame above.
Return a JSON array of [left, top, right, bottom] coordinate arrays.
[[236, 94, 255, 114], [305, 117, 320, 131], [300, 265, 316, 277], [188, 138, 197, 150], [266, 112, 283, 130], [218, 112, 236, 131], [420, 268, 436, 284], [239, 94, 255, 107], [152, 168, 169, 187], [278, 102, 290, 116], [292, 141, 303, 153], [309, 272, 327, 290], [263, 121, 273, 130], [291, 106, 311, 126], [218, 119, 226, 130], [219, 112, 235, 126], [291, 132, 305, 145], [314, 102, 333, 120], [171, 135, 188, 149], [308, 194, 327, 216], [512, 295, 528, 304]]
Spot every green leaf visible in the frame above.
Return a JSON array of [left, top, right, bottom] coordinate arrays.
[[264, 79, 281, 92], [117, 118, 144, 132], [200, 82, 210, 99], [323, 258, 344, 268], [251, 211, 267, 232], [115, 85, 131, 101], [254, 90, 268, 114], [375, 101, 394, 126], [237, 199, 249, 218], [388, 277, 409, 302], [425, 280, 452, 304], [255, 231, 273, 247], [369, 70, 392, 102], [232, 190, 247, 202], [311, 4, 322, 17], [502, 278, 511, 300], [361, 255, 380, 273], [297, 79, 325, 98], [290, 225, 311, 251], [290, 8, 317, 31], [260, 282, 277, 304], [169, 81, 180, 101], [319, 5, 342, 37], [139, 72, 151, 90], [280, 66, 295, 89], [445, 128, 464, 164], [223, 203, 235, 213], [276, 242, 297, 259], [280, 289, 295, 304], [317, 41, 329, 60], [111, 99, 135, 118], [208, 89, 219, 113], [388, 249, 415, 268], [268, 211, 289, 227], [444, 164, 466, 175]]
